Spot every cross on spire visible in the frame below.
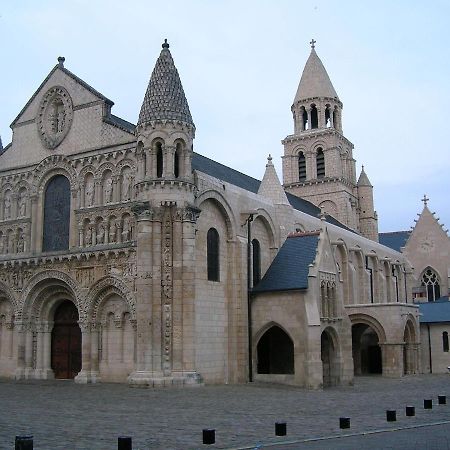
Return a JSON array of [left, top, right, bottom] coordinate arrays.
[[421, 194, 429, 206], [310, 39, 316, 49]]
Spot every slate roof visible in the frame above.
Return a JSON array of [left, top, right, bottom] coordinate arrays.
[[138, 41, 194, 128], [104, 114, 136, 134], [294, 48, 339, 103], [418, 298, 450, 323], [252, 233, 319, 293], [378, 231, 411, 252], [192, 152, 353, 232]]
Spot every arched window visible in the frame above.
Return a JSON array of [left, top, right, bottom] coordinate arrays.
[[207, 228, 220, 281], [174, 143, 182, 178], [310, 104, 318, 129], [298, 152, 306, 181], [325, 106, 331, 128], [421, 268, 441, 302], [316, 148, 325, 178], [302, 108, 308, 130], [156, 142, 163, 178], [443, 332, 449, 352], [252, 238, 261, 286], [43, 175, 71, 252]]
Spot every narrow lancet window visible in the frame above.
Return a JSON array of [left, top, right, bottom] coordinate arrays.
[[207, 228, 220, 281], [311, 105, 318, 129], [156, 142, 163, 178], [298, 152, 306, 181], [316, 148, 325, 178], [252, 238, 261, 285]]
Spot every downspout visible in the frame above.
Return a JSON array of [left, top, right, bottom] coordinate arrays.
[[365, 256, 373, 303], [247, 214, 254, 382], [392, 267, 399, 302], [403, 267, 408, 303], [427, 323, 432, 373]]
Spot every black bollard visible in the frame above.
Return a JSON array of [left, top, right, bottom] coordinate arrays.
[[438, 395, 447, 405], [202, 429, 215, 445], [424, 399, 433, 409], [405, 405, 415, 417], [386, 410, 396, 422], [15, 436, 33, 450], [118, 436, 132, 450], [275, 422, 287, 436], [339, 417, 350, 429]]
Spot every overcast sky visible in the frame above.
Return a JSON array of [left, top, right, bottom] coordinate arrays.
[[1, 0, 449, 233]]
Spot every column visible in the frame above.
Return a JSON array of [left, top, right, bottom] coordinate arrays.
[[90, 323, 100, 382], [74, 321, 92, 383], [69, 189, 78, 248], [307, 108, 312, 130], [24, 324, 34, 379], [42, 322, 53, 379], [14, 321, 26, 380]]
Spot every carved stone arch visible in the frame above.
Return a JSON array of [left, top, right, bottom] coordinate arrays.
[[348, 313, 387, 343], [35, 287, 77, 324], [95, 162, 117, 179], [86, 276, 136, 322], [168, 133, 187, 146], [196, 190, 237, 240], [0, 281, 19, 314], [311, 140, 327, 153], [21, 270, 82, 319], [1, 183, 14, 195], [150, 132, 169, 145], [33, 155, 77, 195], [403, 314, 418, 343], [254, 208, 277, 249], [116, 158, 136, 173], [78, 165, 97, 182], [293, 145, 307, 157]]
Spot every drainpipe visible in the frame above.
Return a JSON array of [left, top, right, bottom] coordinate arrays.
[[427, 324, 432, 373], [392, 266, 399, 302], [365, 256, 373, 303], [245, 213, 255, 382]]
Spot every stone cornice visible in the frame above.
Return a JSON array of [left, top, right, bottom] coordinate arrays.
[[0, 242, 136, 268], [282, 128, 354, 149], [285, 176, 357, 191]]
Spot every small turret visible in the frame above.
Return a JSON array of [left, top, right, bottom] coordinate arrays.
[[135, 40, 196, 205], [258, 155, 290, 206], [357, 166, 378, 241]]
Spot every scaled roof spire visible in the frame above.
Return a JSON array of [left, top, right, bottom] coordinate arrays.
[[138, 40, 195, 129]]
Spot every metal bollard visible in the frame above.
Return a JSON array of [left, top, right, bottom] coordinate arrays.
[[118, 436, 132, 450], [424, 399, 433, 409], [405, 405, 415, 417], [15, 436, 33, 450], [438, 395, 447, 405], [275, 422, 287, 436], [339, 417, 350, 429], [202, 429, 215, 445], [386, 410, 396, 422]]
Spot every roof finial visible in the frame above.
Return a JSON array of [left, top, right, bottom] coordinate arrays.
[[162, 39, 170, 49], [421, 194, 429, 207], [310, 39, 316, 49], [57, 56, 65, 68]]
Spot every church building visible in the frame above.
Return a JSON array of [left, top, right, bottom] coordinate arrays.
[[0, 40, 420, 388]]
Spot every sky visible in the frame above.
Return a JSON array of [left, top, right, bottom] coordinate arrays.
[[1, 0, 449, 233]]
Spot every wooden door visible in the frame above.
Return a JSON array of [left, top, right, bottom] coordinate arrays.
[[51, 301, 81, 379]]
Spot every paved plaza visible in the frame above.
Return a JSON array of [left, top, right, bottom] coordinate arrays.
[[1, 375, 450, 449]]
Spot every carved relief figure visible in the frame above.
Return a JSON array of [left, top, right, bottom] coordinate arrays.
[[18, 191, 27, 217], [122, 171, 132, 201], [85, 179, 94, 207], [4, 194, 11, 220], [104, 176, 113, 204], [122, 217, 131, 242], [109, 219, 117, 243], [85, 226, 93, 246], [17, 231, 25, 253], [97, 224, 105, 245]]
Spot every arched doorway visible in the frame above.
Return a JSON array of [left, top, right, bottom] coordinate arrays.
[[257, 326, 294, 374], [321, 329, 339, 387], [352, 324, 382, 375], [51, 301, 81, 379]]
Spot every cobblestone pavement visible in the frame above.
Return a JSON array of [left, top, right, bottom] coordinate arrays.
[[1, 374, 450, 449]]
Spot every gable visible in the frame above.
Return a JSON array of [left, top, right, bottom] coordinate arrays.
[[2, 62, 135, 169]]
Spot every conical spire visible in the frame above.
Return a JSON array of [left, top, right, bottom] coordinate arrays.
[[357, 165, 372, 187], [258, 155, 290, 205], [138, 40, 195, 129], [294, 43, 339, 103]]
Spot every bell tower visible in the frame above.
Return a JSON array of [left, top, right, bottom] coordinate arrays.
[[282, 40, 360, 231]]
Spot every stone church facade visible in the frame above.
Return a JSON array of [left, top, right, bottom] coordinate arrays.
[[0, 41, 420, 388]]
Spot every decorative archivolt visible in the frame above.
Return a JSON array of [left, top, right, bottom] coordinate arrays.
[[85, 276, 136, 322], [21, 270, 82, 318], [116, 158, 136, 173], [78, 165, 96, 182], [33, 155, 78, 195], [0, 280, 19, 313], [95, 162, 117, 179]]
